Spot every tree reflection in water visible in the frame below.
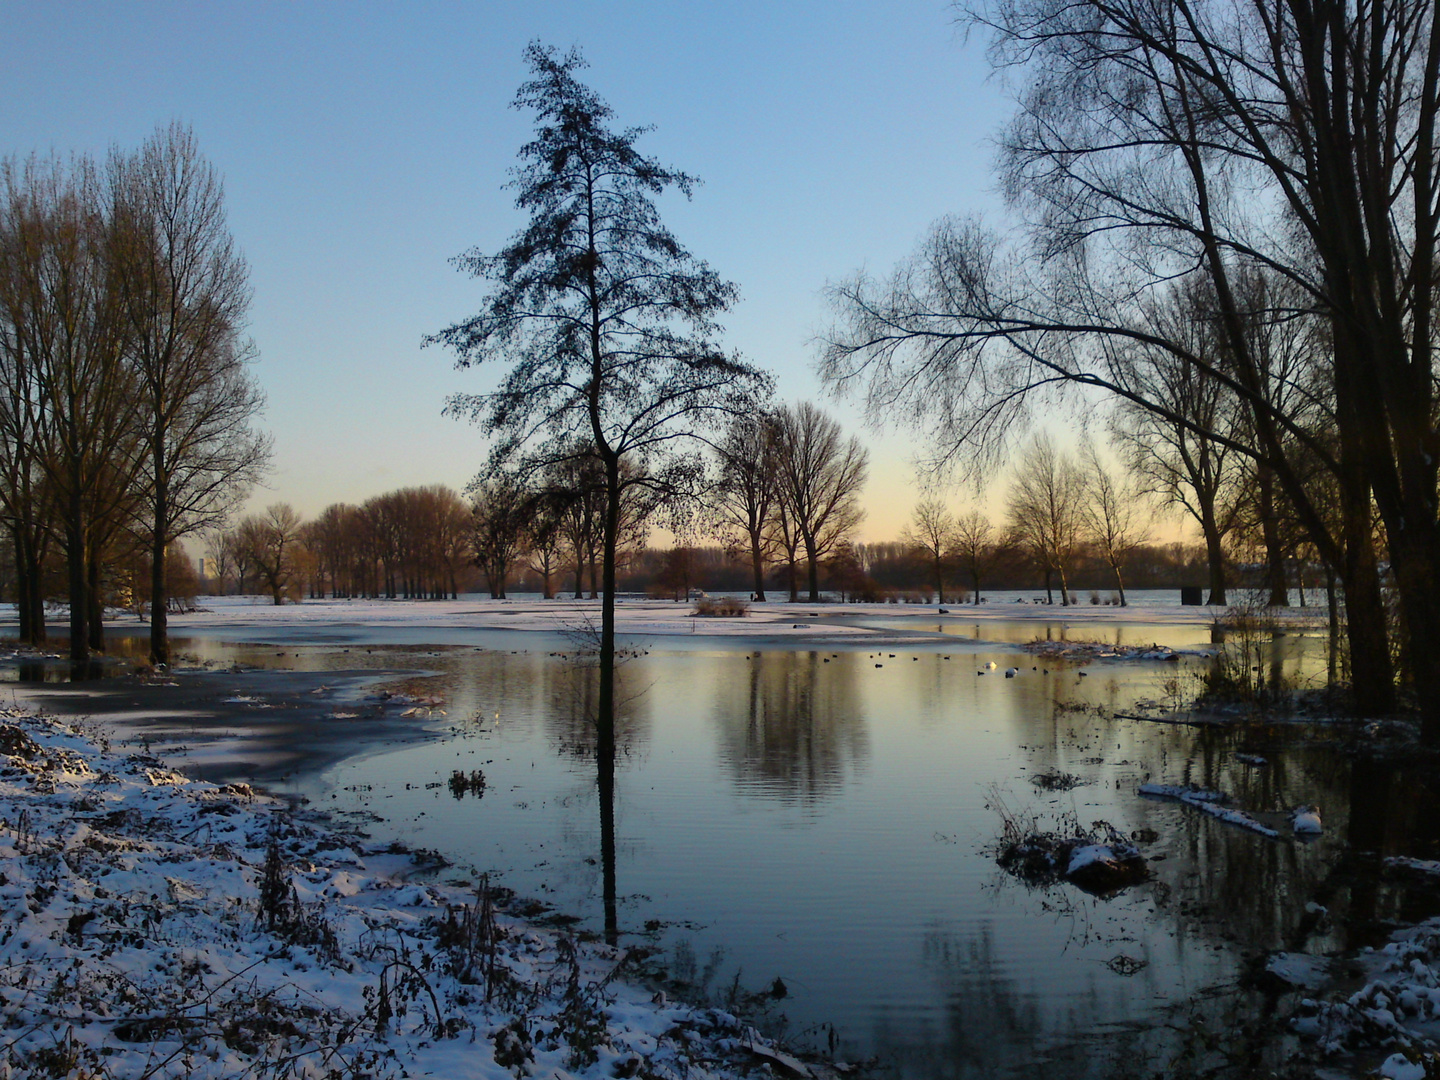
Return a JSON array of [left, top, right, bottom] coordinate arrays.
[[159, 633, 1440, 1075], [538, 648, 652, 945], [710, 651, 869, 803], [901, 919, 1296, 1079]]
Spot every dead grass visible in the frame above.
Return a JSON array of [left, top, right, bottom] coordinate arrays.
[[693, 597, 749, 617]]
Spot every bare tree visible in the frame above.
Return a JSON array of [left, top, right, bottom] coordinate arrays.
[[107, 123, 269, 664], [953, 509, 995, 603], [236, 502, 304, 605], [202, 526, 234, 595], [304, 504, 355, 598], [1005, 434, 1086, 605], [2, 153, 143, 664], [471, 473, 530, 599], [436, 489, 473, 599], [1080, 442, 1149, 606], [766, 493, 804, 602], [771, 402, 868, 601], [0, 159, 57, 644], [522, 490, 565, 599], [1108, 282, 1244, 604], [712, 413, 779, 601], [901, 499, 957, 604], [820, 0, 1440, 723]]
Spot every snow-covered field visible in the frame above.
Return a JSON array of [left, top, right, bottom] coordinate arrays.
[[136, 591, 1310, 647], [0, 710, 810, 1079]]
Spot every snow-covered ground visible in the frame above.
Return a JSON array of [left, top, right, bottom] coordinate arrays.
[[0, 710, 814, 1079], [124, 592, 1319, 648]]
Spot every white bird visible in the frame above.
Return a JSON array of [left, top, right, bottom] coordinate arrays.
[[1292, 806, 1323, 835], [1004, 667, 1019, 678], [985, 661, 997, 669]]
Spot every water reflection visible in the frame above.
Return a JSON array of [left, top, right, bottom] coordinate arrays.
[[711, 652, 868, 803], [37, 625, 1440, 1078], [891, 926, 1044, 1078]]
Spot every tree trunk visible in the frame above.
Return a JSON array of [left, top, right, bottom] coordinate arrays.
[[66, 507, 87, 667], [1257, 463, 1288, 606], [12, 529, 29, 645], [1340, 491, 1395, 716], [598, 728, 618, 946], [149, 481, 169, 666], [12, 528, 43, 646], [86, 551, 104, 655], [1326, 564, 1341, 690], [1329, 322, 1395, 716], [750, 532, 767, 602], [1112, 563, 1127, 607], [1201, 504, 1227, 606], [1388, 529, 1440, 741], [597, 459, 620, 810], [804, 535, 821, 601]]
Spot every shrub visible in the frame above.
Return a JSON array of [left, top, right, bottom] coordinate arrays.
[[693, 597, 748, 617]]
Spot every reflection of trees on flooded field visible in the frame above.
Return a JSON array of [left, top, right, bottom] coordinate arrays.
[[904, 918, 1293, 1077], [871, 925, 1043, 1078], [415, 646, 656, 946], [538, 656, 650, 765], [537, 651, 651, 946], [1010, 676, 1440, 1011], [895, 923, 1223, 1079], [711, 652, 869, 803]]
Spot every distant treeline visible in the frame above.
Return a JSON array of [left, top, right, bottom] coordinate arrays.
[[504, 539, 1291, 602]]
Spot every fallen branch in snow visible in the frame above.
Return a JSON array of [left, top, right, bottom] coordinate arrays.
[[1138, 783, 1280, 839]]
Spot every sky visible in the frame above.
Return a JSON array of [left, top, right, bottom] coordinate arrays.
[[1, 1, 1038, 542]]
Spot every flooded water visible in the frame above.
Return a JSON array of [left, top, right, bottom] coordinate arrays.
[[12, 605, 1439, 1077]]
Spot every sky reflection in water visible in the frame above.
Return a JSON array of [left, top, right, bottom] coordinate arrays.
[[30, 614, 1437, 1075], [242, 624, 1437, 1078]]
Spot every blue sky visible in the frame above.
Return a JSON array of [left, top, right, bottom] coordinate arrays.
[[2, 1, 1015, 539]]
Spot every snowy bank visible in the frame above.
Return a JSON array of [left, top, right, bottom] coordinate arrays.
[[0, 711, 814, 1079]]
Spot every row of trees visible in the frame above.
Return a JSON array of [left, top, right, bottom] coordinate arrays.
[[204, 490, 472, 605], [632, 536, 1230, 601], [0, 123, 269, 666]]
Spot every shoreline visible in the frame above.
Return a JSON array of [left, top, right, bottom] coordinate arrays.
[[2, 664, 446, 788]]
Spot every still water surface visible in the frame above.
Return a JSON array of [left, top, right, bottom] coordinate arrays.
[[25, 610, 1440, 1076]]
